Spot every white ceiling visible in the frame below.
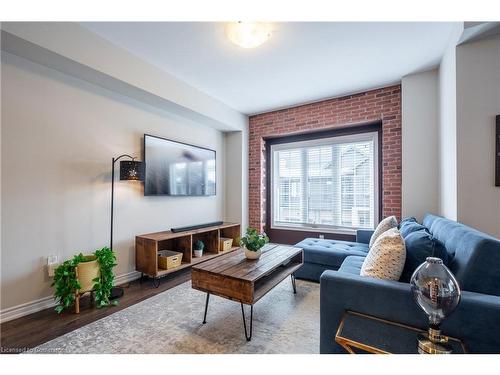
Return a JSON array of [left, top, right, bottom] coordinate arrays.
[[81, 22, 457, 115]]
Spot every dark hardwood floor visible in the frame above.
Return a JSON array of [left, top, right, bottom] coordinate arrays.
[[0, 270, 191, 353]]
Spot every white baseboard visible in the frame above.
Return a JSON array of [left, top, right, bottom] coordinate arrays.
[[114, 270, 142, 285], [0, 271, 143, 324], [0, 295, 56, 324]]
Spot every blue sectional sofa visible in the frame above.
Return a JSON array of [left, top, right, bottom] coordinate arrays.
[[294, 214, 500, 353], [294, 229, 373, 282]]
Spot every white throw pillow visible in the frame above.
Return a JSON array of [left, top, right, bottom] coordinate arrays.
[[361, 228, 406, 281], [369, 215, 398, 247]]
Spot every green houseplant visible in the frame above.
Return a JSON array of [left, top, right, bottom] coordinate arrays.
[[52, 247, 118, 314], [193, 240, 205, 258], [92, 247, 118, 308], [240, 227, 269, 260]]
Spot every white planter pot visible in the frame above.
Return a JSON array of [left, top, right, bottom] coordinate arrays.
[[193, 250, 203, 258], [244, 247, 262, 260]]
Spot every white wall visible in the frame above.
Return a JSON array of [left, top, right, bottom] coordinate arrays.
[[402, 69, 439, 221], [438, 42, 458, 220], [456, 35, 500, 238], [1, 52, 233, 311], [1, 23, 248, 132], [224, 131, 249, 230]]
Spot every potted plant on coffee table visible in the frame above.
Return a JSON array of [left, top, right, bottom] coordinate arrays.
[[240, 227, 269, 260]]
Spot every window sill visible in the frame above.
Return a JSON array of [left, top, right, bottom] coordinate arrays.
[[270, 224, 358, 236]]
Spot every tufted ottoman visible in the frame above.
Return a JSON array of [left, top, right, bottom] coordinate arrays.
[[293, 237, 370, 282]]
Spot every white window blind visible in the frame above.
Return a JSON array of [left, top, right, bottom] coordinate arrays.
[[271, 132, 378, 232]]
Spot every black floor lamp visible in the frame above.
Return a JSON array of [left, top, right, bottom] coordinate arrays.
[[110, 154, 144, 298]]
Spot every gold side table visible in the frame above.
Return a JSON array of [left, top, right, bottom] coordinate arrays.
[[335, 310, 466, 354]]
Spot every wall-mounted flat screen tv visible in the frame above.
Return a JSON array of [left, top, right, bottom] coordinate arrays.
[[144, 134, 216, 196]]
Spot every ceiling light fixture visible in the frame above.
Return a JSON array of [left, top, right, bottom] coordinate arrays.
[[225, 22, 273, 49]]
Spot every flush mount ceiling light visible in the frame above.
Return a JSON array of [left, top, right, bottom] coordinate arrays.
[[225, 22, 273, 49]]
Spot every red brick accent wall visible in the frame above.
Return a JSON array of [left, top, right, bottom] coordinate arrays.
[[249, 84, 402, 232]]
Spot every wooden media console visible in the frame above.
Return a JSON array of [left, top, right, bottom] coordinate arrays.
[[136, 222, 241, 287]]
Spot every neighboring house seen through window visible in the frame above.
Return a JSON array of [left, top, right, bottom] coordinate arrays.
[[270, 132, 379, 232]]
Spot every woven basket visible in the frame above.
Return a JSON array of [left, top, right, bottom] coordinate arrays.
[[158, 250, 183, 270], [219, 237, 234, 252], [76, 255, 99, 293]]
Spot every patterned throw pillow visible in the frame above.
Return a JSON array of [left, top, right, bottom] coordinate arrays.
[[369, 215, 398, 247], [361, 228, 406, 280]]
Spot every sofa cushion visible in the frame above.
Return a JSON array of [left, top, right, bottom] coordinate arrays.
[[295, 238, 369, 269], [361, 228, 406, 280], [399, 216, 416, 227], [338, 255, 366, 275], [400, 230, 448, 282], [399, 217, 428, 238], [369, 215, 398, 247]]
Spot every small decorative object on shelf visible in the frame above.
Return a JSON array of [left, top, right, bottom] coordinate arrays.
[[193, 240, 205, 258], [410, 257, 461, 354], [239, 227, 269, 260]]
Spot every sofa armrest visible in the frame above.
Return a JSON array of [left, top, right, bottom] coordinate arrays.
[[356, 229, 374, 244], [320, 270, 500, 353]]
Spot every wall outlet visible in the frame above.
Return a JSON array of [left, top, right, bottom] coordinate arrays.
[[319, 234, 325, 240], [47, 255, 60, 278]]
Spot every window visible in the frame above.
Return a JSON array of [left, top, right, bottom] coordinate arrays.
[[271, 132, 378, 232]]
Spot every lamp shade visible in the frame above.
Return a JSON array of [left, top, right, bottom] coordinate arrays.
[[120, 160, 144, 181]]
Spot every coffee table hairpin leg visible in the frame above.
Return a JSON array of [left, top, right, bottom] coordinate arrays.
[[203, 292, 253, 341], [202, 293, 210, 324], [241, 303, 253, 341], [201, 274, 297, 341]]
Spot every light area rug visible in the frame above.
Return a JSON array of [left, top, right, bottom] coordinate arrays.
[[34, 278, 320, 354]]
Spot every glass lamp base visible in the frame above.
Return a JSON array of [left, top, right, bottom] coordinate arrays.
[[417, 330, 452, 354]]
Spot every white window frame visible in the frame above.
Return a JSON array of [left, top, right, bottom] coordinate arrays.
[[270, 132, 379, 235]]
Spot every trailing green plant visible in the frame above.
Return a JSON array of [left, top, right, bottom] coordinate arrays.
[[52, 247, 117, 314], [239, 227, 269, 252], [194, 240, 205, 251], [92, 247, 118, 309], [52, 253, 87, 314]]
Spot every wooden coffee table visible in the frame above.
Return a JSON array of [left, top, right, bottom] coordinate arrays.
[[191, 243, 304, 341]]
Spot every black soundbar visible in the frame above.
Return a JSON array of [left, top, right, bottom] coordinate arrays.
[[171, 221, 224, 233]]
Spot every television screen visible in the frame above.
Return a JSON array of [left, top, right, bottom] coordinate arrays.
[[144, 134, 216, 196]]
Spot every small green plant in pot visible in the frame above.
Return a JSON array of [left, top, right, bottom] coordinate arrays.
[[240, 227, 269, 260], [193, 240, 205, 258]]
